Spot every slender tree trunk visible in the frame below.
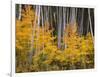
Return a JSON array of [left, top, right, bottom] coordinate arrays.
[[57, 7, 62, 49], [80, 8, 84, 35], [66, 8, 69, 24], [88, 9, 93, 39], [41, 6, 44, 27], [28, 5, 36, 70], [70, 8, 76, 25], [75, 8, 77, 20], [37, 5, 41, 26], [87, 17, 89, 34], [36, 5, 41, 54], [63, 7, 66, 49], [18, 4, 21, 20], [46, 7, 49, 23], [40, 6, 45, 51]]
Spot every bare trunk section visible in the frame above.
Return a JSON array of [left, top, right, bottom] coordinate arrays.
[[18, 4, 21, 20], [41, 7, 44, 27], [88, 9, 93, 39], [75, 8, 77, 20], [63, 7, 66, 49], [87, 18, 89, 34], [80, 8, 84, 35], [66, 8, 69, 24], [37, 6, 41, 26], [70, 8, 76, 26], [57, 7, 62, 49], [36, 5, 41, 55]]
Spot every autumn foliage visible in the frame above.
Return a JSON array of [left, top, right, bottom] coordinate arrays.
[[16, 5, 94, 73]]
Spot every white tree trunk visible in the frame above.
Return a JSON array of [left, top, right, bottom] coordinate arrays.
[[57, 7, 62, 49], [88, 9, 93, 39], [18, 4, 21, 20], [80, 8, 84, 35], [70, 8, 76, 25]]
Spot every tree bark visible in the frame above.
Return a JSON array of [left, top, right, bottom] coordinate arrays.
[[57, 7, 62, 49], [18, 4, 21, 20], [88, 9, 93, 39]]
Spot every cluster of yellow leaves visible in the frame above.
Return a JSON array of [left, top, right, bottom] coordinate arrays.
[[31, 23, 94, 71], [22, 5, 35, 22], [16, 6, 35, 51], [63, 24, 94, 66], [33, 25, 56, 52]]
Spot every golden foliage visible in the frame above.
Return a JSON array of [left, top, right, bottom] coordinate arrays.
[[16, 5, 94, 72]]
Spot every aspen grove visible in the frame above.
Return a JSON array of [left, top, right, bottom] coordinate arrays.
[[15, 4, 94, 73]]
